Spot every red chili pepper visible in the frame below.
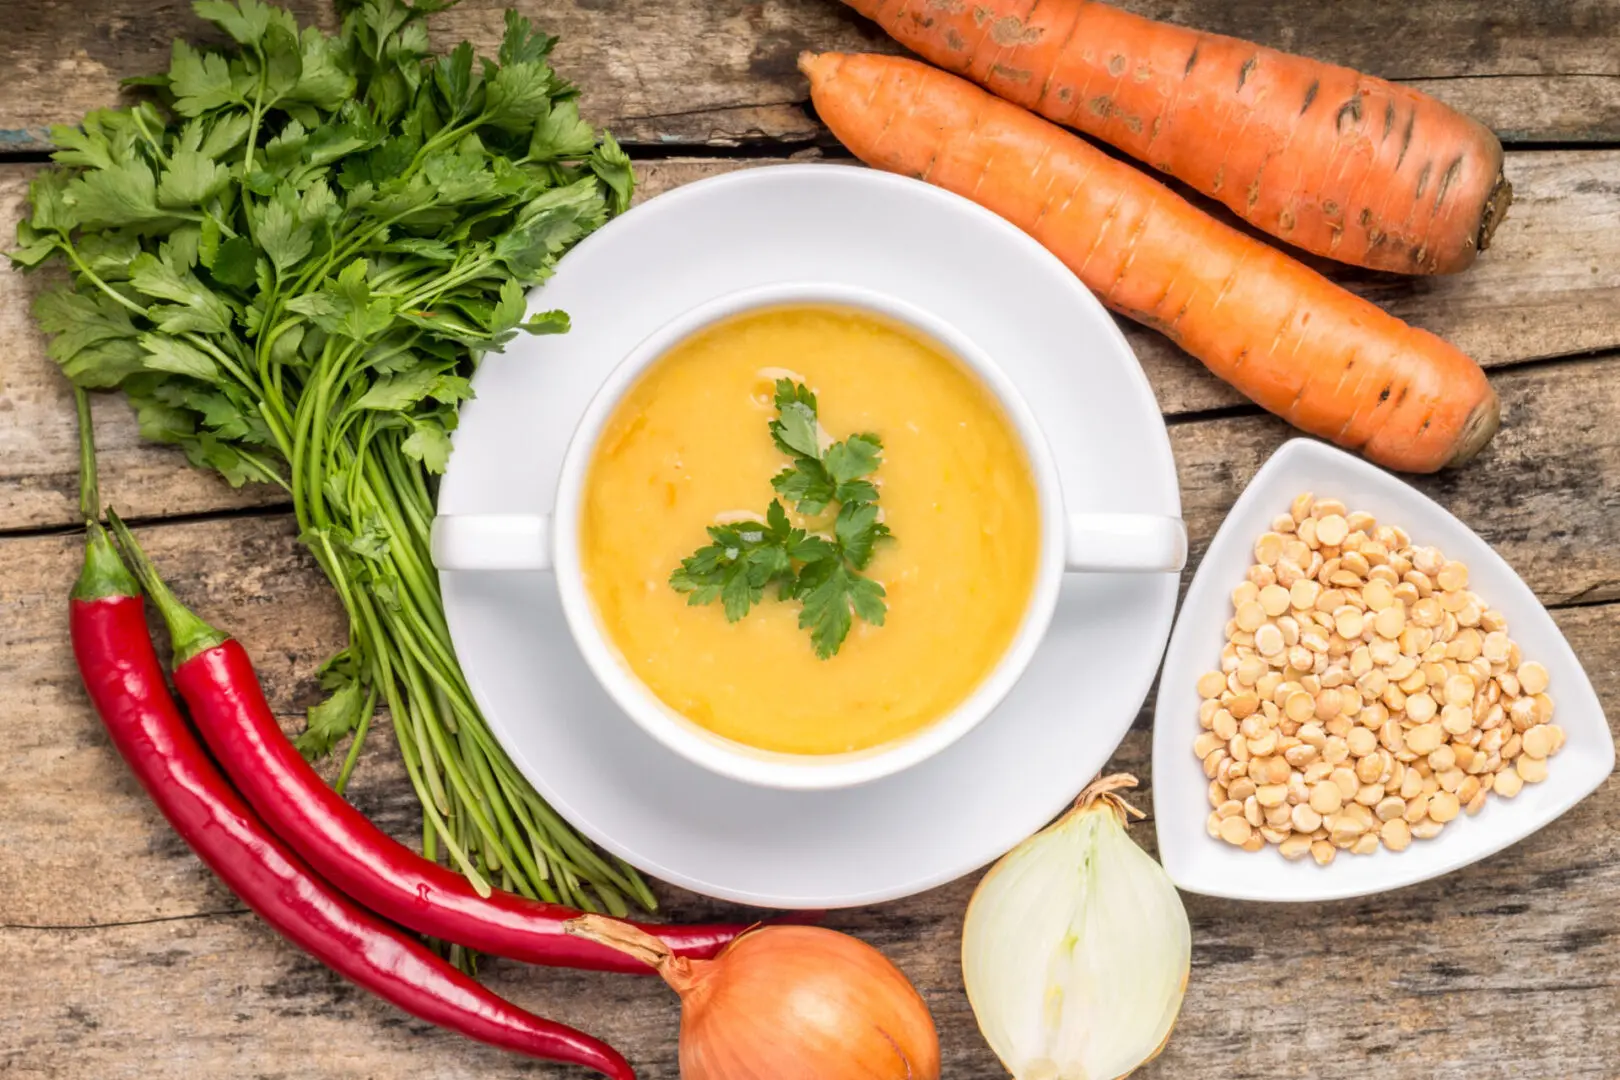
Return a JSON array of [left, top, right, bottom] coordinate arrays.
[[67, 395, 632, 1077], [104, 515, 780, 976]]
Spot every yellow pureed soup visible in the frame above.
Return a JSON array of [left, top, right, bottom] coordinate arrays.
[[579, 305, 1041, 755]]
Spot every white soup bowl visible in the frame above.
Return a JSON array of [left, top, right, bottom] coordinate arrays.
[[432, 282, 1186, 790]]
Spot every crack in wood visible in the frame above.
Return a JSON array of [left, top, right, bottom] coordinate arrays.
[[3, 909, 250, 933]]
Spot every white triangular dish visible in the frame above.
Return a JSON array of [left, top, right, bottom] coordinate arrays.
[[1153, 438, 1614, 901]]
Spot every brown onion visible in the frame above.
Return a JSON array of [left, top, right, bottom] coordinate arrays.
[[567, 915, 939, 1079]]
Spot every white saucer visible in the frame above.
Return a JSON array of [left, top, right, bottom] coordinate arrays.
[[436, 165, 1181, 908]]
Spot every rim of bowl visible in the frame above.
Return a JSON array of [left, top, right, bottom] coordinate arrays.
[[550, 280, 1067, 790]]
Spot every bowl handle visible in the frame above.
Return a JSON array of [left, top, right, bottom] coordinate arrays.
[[431, 514, 551, 571], [1066, 513, 1187, 573]]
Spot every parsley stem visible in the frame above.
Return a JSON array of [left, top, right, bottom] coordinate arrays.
[[203, 208, 239, 240], [321, 530, 486, 891], [128, 106, 169, 168], [237, 46, 270, 248], [232, 447, 293, 492], [394, 638, 517, 869], [458, 720, 551, 895], [57, 243, 148, 319], [398, 256, 501, 307], [180, 332, 257, 396], [331, 686, 376, 797]]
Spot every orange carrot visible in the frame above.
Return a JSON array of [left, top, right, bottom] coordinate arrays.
[[841, 0, 1509, 276], [800, 52, 1499, 472]]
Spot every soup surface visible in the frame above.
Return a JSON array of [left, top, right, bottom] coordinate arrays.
[[579, 305, 1041, 755]]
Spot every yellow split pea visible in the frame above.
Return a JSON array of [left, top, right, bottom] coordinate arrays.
[[579, 305, 1042, 755]]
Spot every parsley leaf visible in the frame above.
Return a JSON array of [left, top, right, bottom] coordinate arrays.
[[528, 98, 596, 162], [772, 458, 835, 516], [167, 41, 242, 117], [157, 150, 232, 207], [835, 500, 891, 571], [769, 378, 821, 458], [673, 381, 894, 658], [64, 160, 170, 229], [825, 431, 882, 485], [797, 561, 888, 659]]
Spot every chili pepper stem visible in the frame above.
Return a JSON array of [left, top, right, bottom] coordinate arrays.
[[566, 915, 705, 995], [105, 509, 229, 667]]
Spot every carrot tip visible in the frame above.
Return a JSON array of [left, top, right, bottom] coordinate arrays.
[[1477, 171, 1514, 255], [797, 50, 821, 76], [1447, 388, 1502, 468]]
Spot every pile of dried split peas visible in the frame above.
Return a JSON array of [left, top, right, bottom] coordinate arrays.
[[1196, 494, 1562, 865]]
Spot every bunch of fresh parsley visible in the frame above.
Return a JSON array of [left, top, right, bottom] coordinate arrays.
[[9, 0, 651, 919], [671, 379, 892, 659]]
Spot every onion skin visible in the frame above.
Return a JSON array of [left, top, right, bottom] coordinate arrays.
[[681, 927, 940, 1080], [568, 918, 939, 1080]]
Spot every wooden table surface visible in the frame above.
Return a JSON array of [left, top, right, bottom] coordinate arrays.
[[3, 2, 1618, 1077]]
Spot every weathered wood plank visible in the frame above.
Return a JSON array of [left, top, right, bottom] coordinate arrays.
[[2, 605, 1615, 1079], [1, 0, 1617, 152], [5, 350, 1619, 927], [5, 149, 1620, 530]]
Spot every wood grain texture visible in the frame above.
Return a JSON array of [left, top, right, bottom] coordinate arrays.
[[5, 149, 1620, 530], [0, 0, 1618, 152]]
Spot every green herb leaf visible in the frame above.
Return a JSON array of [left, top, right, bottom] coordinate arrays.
[[78, 231, 143, 280], [523, 309, 570, 335], [63, 160, 168, 228], [433, 40, 479, 117], [139, 334, 222, 383], [355, 367, 469, 411], [33, 289, 145, 387], [296, 676, 367, 759], [673, 381, 891, 657], [157, 150, 232, 207], [168, 41, 241, 116], [772, 458, 834, 515], [23, 170, 76, 235], [210, 235, 260, 289], [796, 562, 888, 660], [285, 25, 356, 111], [835, 500, 891, 571], [589, 132, 634, 216], [485, 62, 556, 133], [127, 250, 234, 331], [7, 224, 58, 269], [401, 419, 454, 473], [194, 0, 278, 47], [670, 509, 800, 623], [494, 178, 607, 281], [254, 194, 314, 273], [770, 400, 821, 461], [527, 97, 595, 162], [497, 9, 556, 66], [201, 111, 253, 158], [825, 432, 882, 486], [128, 251, 235, 334]]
